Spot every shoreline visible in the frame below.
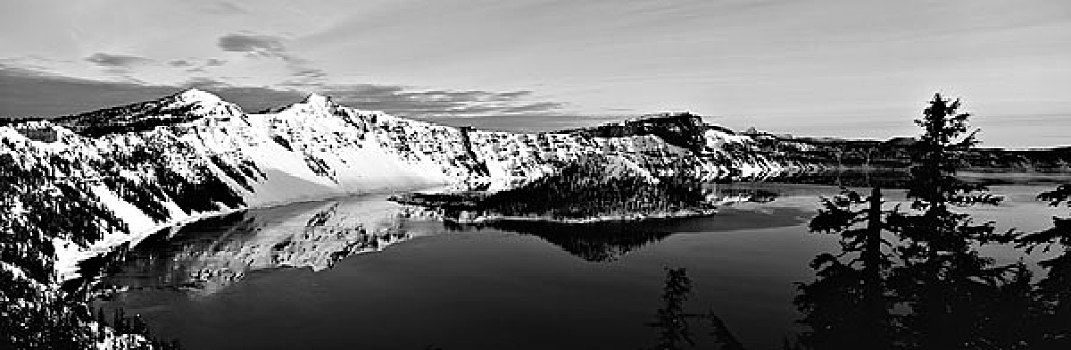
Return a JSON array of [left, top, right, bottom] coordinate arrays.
[[55, 186, 450, 282], [433, 208, 721, 225]]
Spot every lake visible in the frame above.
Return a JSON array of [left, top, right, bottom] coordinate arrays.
[[92, 183, 1067, 349]]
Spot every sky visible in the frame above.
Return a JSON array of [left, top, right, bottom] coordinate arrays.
[[1, 0, 1069, 147]]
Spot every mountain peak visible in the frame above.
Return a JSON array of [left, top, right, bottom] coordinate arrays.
[[53, 88, 243, 136], [174, 88, 223, 104], [302, 93, 333, 106]]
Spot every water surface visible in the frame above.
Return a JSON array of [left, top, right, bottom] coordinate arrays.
[[94, 184, 1065, 349]]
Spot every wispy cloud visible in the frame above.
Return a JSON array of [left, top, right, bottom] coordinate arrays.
[[321, 85, 565, 117], [194, 1, 246, 15], [85, 53, 153, 68], [500, 102, 566, 114], [170, 58, 227, 73], [282, 67, 328, 87], [217, 32, 324, 85], [168, 59, 194, 67], [218, 33, 289, 59]]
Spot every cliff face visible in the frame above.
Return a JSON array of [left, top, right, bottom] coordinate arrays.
[[1, 89, 803, 281]]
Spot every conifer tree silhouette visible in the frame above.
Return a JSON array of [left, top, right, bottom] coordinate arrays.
[[795, 94, 1027, 349], [1018, 185, 1071, 348]]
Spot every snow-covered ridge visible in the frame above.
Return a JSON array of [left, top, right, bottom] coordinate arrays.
[[49, 88, 244, 137], [1, 89, 800, 281]]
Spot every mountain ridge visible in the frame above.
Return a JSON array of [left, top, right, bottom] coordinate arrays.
[[49, 88, 244, 137], [1, 88, 804, 284]]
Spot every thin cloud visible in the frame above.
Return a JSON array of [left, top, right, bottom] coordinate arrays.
[[218, 33, 288, 58], [321, 85, 565, 117], [179, 58, 227, 73], [168, 59, 194, 67], [85, 53, 153, 68], [197, 1, 246, 15], [499, 102, 566, 114], [291, 68, 327, 79], [180, 77, 229, 90], [217, 33, 315, 80], [172, 58, 226, 72], [283, 68, 328, 87]]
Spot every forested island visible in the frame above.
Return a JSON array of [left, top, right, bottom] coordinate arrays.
[[391, 155, 718, 223]]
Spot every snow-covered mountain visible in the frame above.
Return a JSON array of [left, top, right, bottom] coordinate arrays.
[[0, 89, 805, 281]]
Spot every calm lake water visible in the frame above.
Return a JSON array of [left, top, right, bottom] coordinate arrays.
[[94, 183, 1067, 349]]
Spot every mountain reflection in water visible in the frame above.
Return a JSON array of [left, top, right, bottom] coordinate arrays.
[[97, 198, 420, 296], [94, 187, 785, 295]]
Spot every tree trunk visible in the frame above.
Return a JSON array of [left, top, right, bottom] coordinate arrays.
[[863, 187, 890, 349]]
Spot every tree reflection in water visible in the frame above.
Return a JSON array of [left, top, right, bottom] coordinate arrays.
[[480, 220, 672, 262], [647, 267, 745, 350], [444, 186, 783, 263]]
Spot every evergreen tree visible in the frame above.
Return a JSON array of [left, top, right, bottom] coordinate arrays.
[[796, 93, 1028, 349], [796, 187, 892, 350], [884, 94, 1023, 348], [1018, 185, 1071, 348]]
